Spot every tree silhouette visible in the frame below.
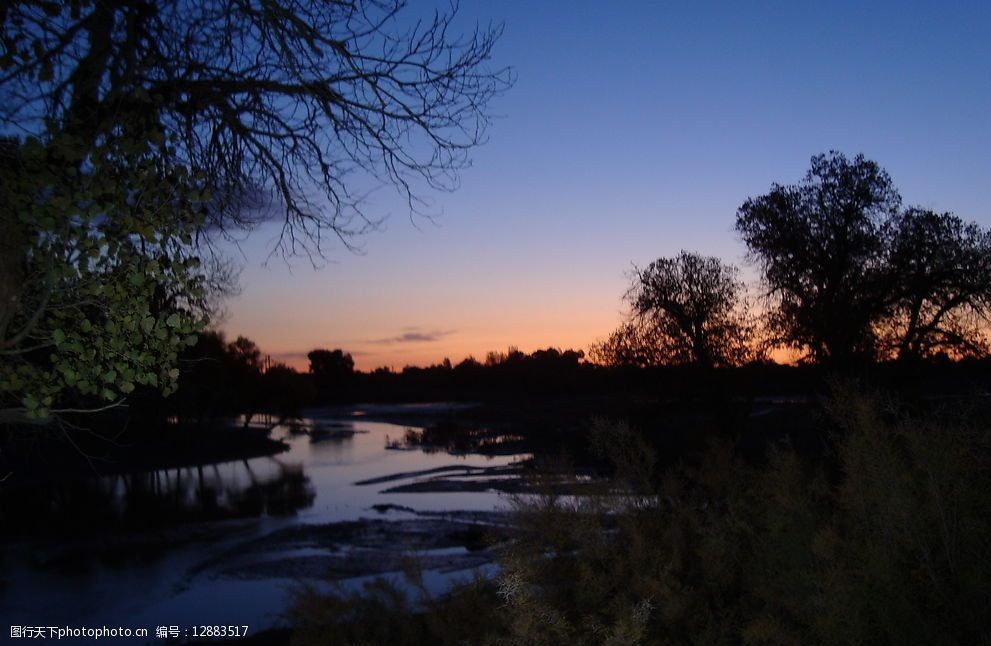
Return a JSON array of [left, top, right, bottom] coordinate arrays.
[[1, 0, 512, 257], [597, 252, 754, 368], [736, 152, 901, 366], [590, 319, 672, 369], [307, 348, 355, 398], [879, 209, 991, 360]]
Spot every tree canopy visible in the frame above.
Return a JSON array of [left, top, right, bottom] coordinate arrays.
[[594, 251, 754, 368], [1, 0, 513, 257], [736, 152, 900, 366], [737, 152, 991, 365], [0, 132, 208, 425], [880, 208, 991, 360], [308, 348, 355, 398]]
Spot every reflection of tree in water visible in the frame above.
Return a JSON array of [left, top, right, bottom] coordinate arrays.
[[229, 462, 314, 517], [386, 421, 526, 456], [0, 459, 314, 536]]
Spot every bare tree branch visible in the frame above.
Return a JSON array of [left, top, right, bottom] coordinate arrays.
[[1, 0, 514, 260]]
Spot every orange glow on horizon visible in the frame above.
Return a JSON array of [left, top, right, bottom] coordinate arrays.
[[262, 335, 806, 373]]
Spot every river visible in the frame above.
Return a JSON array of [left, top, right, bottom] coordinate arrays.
[[0, 404, 528, 641]]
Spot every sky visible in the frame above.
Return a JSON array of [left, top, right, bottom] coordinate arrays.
[[222, 0, 991, 371]]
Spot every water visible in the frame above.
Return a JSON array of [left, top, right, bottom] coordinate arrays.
[[0, 405, 527, 640]]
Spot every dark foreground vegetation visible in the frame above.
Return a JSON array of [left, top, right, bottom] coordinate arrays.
[[284, 385, 991, 646]]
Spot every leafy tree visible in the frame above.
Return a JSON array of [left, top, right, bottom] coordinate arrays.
[[228, 336, 263, 372], [167, 330, 233, 426], [738, 152, 991, 365], [307, 348, 355, 398], [736, 152, 901, 366], [0, 133, 207, 425], [879, 208, 991, 360], [597, 251, 754, 368], [259, 362, 311, 425], [1, 0, 513, 256]]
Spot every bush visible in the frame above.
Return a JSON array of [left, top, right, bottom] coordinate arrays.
[[497, 386, 991, 645]]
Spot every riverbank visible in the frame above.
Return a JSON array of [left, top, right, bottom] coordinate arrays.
[[0, 424, 289, 486]]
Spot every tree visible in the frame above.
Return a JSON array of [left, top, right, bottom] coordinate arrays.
[[259, 362, 311, 424], [228, 336, 263, 372], [596, 251, 754, 368], [879, 209, 991, 360], [590, 319, 671, 368], [736, 152, 901, 366], [0, 133, 208, 425], [1, 0, 513, 257], [307, 348, 355, 397], [0, 0, 509, 424]]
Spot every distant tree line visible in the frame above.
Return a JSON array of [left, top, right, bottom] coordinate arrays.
[[153, 338, 596, 425], [135, 151, 991, 426], [303, 345, 592, 403], [160, 332, 312, 429], [594, 152, 991, 369]]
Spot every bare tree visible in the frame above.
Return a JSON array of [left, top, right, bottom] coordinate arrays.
[[0, 0, 513, 257], [879, 209, 991, 360], [590, 319, 671, 368], [595, 252, 755, 368]]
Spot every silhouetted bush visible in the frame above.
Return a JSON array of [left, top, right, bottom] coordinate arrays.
[[495, 385, 991, 644], [288, 576, 504, 645]]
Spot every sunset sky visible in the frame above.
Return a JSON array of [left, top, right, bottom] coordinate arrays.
[[222, 0, 991, 371]]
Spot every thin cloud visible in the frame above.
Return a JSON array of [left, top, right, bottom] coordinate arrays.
[[367, 328, 456, 345]]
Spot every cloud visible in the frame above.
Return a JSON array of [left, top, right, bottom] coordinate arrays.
[[367, 328, 456, 345]]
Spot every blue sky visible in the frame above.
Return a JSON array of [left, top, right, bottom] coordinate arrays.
[[225, 0, 991, 369]]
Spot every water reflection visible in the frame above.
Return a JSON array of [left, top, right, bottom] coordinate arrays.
[[0, 410, 529, 633], [0, 414, 529, 538], [384, 420, 526, 456], [0, 459, 314, 537]]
